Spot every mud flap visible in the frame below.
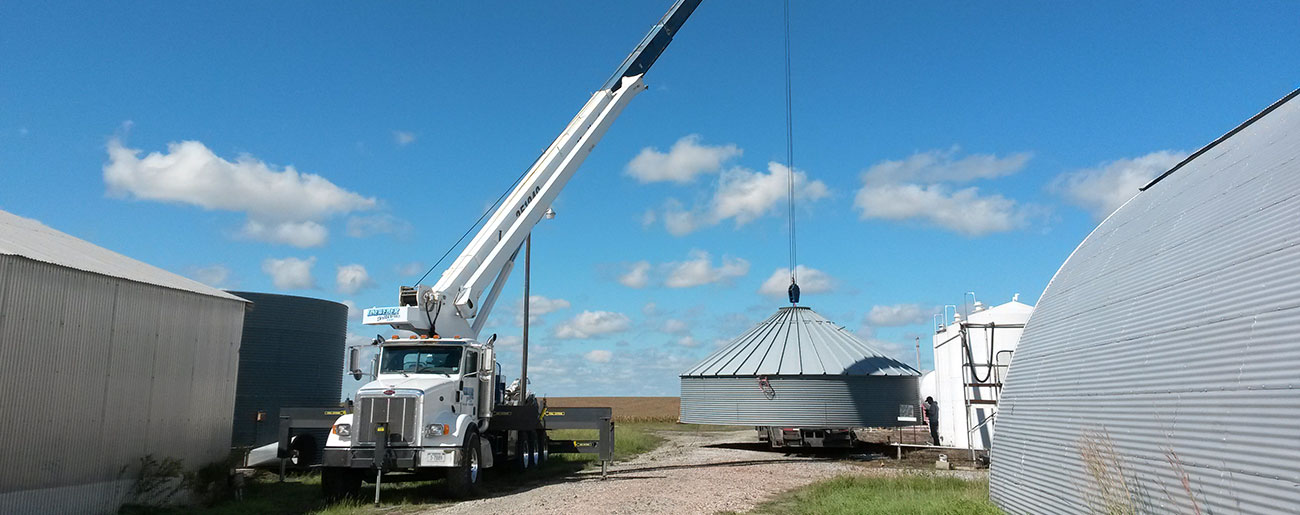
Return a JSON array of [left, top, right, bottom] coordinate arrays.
[[479, 438, 494, 468]]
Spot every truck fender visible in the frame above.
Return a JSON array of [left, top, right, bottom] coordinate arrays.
[[325, 414, 354, 447], [453, 413, 477, 440]]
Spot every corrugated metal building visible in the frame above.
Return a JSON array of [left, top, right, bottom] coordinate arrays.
[[0, 209, 248, 514], [227, 291, 345, 451], [680, 306, 919, 427], [991, 89, 1300, 514]]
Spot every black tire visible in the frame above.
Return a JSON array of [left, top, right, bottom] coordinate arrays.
[[446, 432, 482, 498], [536, 431, 549, 466], [289, 434, 317, 469], [513, 432, 532, 472], [525, 431, 539, 472], [321, 467, 362, 501]]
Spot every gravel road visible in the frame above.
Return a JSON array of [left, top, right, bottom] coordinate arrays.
[[423, 429, 984, 515]]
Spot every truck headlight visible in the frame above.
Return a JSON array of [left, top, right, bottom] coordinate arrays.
[[424, 424, 449, 437], [332, 423, 352, 437]]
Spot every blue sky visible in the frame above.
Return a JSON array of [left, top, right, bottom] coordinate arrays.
[[2, 1, 1297, 397]]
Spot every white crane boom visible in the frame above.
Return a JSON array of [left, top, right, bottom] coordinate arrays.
[[364, 0, 700, 339]]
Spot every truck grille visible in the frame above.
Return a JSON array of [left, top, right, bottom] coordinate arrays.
[[356, 395, 419, 445]]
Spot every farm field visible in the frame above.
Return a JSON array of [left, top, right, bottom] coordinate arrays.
[[543, 396, 680, 422]]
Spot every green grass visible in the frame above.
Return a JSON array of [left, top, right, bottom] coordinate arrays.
[[744, 475, 1001, 515], [121, 423, 670, 515]]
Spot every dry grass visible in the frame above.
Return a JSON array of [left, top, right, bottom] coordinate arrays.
[[544, 396, 680, 422], [1077, 429, 1137, 515]]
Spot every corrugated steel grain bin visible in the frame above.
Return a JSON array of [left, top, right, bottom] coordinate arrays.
[[226, 291, 345, 451], [990, 89, 1300, 514], [680, 306, 919, 426], [0, 209, 248, 514]]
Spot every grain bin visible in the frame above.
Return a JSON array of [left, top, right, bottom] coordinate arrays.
[[680, 306, 919, 427], [990, 89, 1300, 514], [0, 209, 248, 514], [226, 291, 346, 458]]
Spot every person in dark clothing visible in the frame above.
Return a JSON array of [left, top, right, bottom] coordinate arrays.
[[924, 396, 940, 446]]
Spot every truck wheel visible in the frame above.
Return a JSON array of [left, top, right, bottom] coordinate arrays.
[[446, 432, 482, 498], [321, 467, 361, 501], [289, 434, 317, 468], [536, 431, 549, 466], [526, 432, 540, 472], [513, 433, 532, 472]]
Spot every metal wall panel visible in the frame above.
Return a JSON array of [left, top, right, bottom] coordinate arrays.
[[226, 291, 346, 448], [990, 91, 1300, 514], [0, 256, 245, 514], [680, 376, 918, 427]]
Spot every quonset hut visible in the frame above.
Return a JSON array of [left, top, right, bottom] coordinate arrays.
[[991, 89, 1300, 514], [0, 209, 248, 514], [680, 306, 919, 427]]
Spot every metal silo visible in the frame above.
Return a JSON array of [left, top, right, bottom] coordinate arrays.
[[680, 306, 919, 427], [990, 89, 1300, 514], [227, 291, 346, 455]]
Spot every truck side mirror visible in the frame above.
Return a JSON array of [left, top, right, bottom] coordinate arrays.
[[349, 347, 363, 381]]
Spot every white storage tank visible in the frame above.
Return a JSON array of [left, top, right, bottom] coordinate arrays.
[[932, 297, 1032, 450]]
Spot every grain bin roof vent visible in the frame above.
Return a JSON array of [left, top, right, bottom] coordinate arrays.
[[682, 306, 920, 377]]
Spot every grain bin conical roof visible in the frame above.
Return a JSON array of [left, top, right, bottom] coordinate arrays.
[[682, 306, 919, 377]]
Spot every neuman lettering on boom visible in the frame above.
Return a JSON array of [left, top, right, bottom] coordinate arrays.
[[514, 185, 542, 217]]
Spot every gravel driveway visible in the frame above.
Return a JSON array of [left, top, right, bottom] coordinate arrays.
[[422, 429, 984, 515]]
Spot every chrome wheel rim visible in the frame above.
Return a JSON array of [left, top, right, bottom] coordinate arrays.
[[469, 447, 480, 482]]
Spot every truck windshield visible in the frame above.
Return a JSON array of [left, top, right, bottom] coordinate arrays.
[[380, 346, 463, 375]]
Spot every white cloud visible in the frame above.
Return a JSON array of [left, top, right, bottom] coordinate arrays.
[[346, 214, 413, 238], [584, 349, 613, 363], [1050, 150, 1187, 220], [661, 162, 829, 236], [516, 295, 572, 326], [854, 183, 1024, 236], [104, 138, 376, 246], [529, 295, 571, 315], [676, 336, 700, 348], [393, 131, 417, 146], [759, 265, 835, 297], [866, 304, 930, 327], [642, 302, 660, 317], [240, 219, 328, 247], [619, 261, 651, 289], [341, 300, 362, 322], [494, 335, 522, 348], [661, 319, 690, 335], [189, 264, 231, 288], [262, 257, 316, 290], [336, 264, 374, 295], [396, 261, 426, 276], [664, 250, 749, 288], [625, 134, 741, 184], [853, 148, 1032, 236], [860, 146, 1030, 185], [553, 310, 632, 339]]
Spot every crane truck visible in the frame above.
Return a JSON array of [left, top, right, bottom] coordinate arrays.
[[318, 0, 701, 500]]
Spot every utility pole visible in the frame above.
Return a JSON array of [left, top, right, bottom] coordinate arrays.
[[915, 336, 922, 372], [520, 234, 531, 403]]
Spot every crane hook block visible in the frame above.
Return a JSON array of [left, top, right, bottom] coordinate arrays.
[[788, 282, 800, 305]]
